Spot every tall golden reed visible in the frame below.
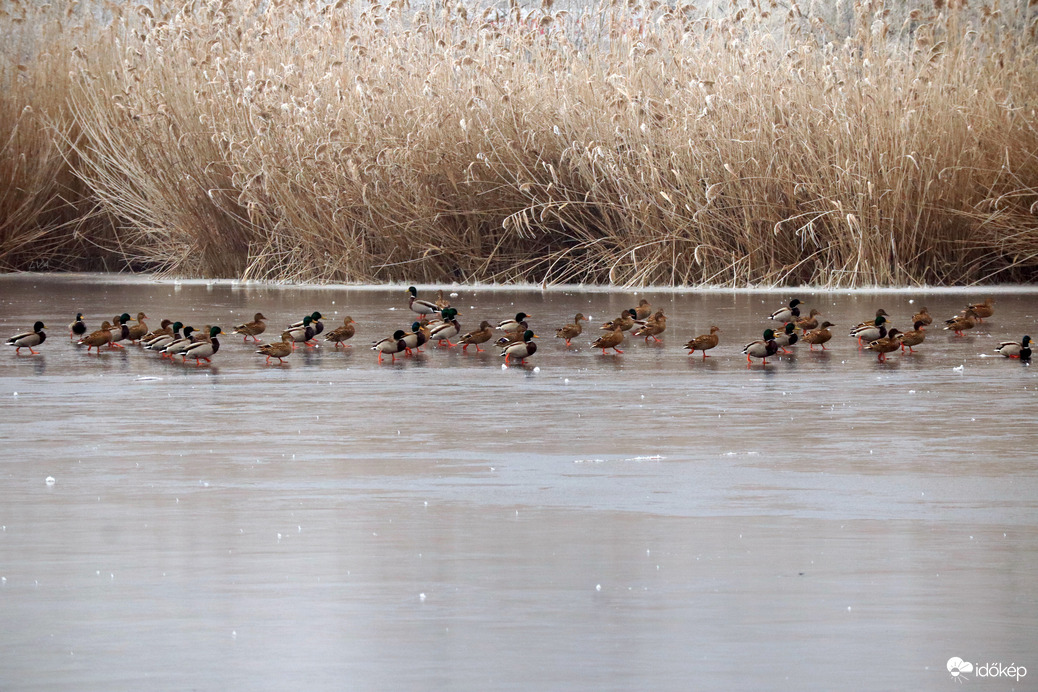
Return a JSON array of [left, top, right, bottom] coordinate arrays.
[[2, 0, 1036, 286]]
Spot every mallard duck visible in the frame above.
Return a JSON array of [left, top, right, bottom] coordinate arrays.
[[408, 286, 440, 316], [497, 312, 531, 333], [435, 290, 451, 310], [554, 313, 585, 346], [372, 329, 408, 363], [803, 321, 835, 350], [633, 299, 652, 320], [850, 314, 888, 346], [995, 335, 1031, 359], [851, 309, 889, 332], [794, 309, 822, 332], [257, 332, 293, 364], [69, 313, 87, 340], [501, 330, 537, 364], [897, 321, 926, 353], [141, 319, 174, 344], [289, 312, 323, 342], [460, 320, 494, 352], [144, 322, 184, 351], [592, 324, 625, 354], [79, 321, 113, 353], [324, 316, 356, 348], [966, 298, 994, 321], [601, 309, 637, 332], [866, 329, 902, 362], [685, 326, 720, 358], [283, 316, 315, 348], [743, 329, 779, 365], [108, 313, 131, 349], [181, 326, 223, 365], [633, 309, 666, 343], [126, 312, 149, 344], [402, 321, 429, 354], [429, 308, 461, 346], [233, 313, 268, 342], [944, 309, 978, 336], [6, 321, 46, 355], [773, 322, 799, 353], [911, 306, 933, 326], [161, 326, 197, 358], [769, 299, 802, 323]]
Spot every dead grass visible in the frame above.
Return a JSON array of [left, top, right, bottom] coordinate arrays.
[[2, 0, 1037, 285]]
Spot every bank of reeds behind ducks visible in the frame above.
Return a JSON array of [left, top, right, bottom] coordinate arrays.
[[2, 0, 1037, 286]]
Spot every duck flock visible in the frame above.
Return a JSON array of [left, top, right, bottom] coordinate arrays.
[[4, 288, 1032, 366]]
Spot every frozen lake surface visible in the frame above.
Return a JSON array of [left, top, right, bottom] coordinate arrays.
[[1, 274, 1036, 691]]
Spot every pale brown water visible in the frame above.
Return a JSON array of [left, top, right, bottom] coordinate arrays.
[[1, 274, 1036, 691]]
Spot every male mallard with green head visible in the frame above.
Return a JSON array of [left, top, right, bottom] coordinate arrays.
[[182, 326, 224, 365], [372, 329, 409, 363], [69, 313, 87, 340], [769, 299, 801, 323], [743, 329, 779, 365], [6, 321, 46, 355], [144, 322, 184, 351], [430, 308, 461, 347], [408, 286, 440, 316], [501, 330, 537, 364], [850, 314, 887, 346], [283, 316, 315, 348], [995, 335, 1031, 360]]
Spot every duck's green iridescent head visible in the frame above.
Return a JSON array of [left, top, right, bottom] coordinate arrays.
[[875, 314, 886, 326], [183, 326, 195, 337], [627, 309, 638, 317], [172, 321, 184, 331], [784, 322, 796, 334], [1023, 335, 1032, 346], [763, 329, 776, 340], [310, 311, 323, 320], [789, 299, 801, 308], [75, 312, 83, 320], [411, 322, 422, 332], [392, 329, 406, 340], [522, 330, 535, 341], [209, 326, 223, 338], [408, 286, 418, 296], [119, 312, 131, 324], [515, 312, 528, 322], [301, 316, 312, 326], [33, 321, 46, 332]]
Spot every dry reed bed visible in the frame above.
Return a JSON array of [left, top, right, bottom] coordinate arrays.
[[1, 0, 1037, 285]]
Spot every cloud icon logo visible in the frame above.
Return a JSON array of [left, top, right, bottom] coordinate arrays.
[[948, 657, 974, 678]]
